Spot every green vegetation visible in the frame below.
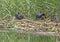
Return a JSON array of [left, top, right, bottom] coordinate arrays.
[[0, 0, 59, 20], [0, 32, 56, 42], [0, 0, 60, 42]]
